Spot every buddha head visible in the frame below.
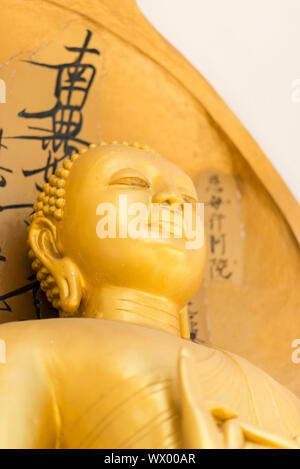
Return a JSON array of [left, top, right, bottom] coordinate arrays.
[[28, 142, 206, 337]]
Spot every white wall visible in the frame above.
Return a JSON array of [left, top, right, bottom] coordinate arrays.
[[137, 0, 300, 202]]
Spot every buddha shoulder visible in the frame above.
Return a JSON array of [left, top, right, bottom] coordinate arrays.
[[0, 317, 299, 422], [0, 318, 299, 400], [0, 317, 300, 446]]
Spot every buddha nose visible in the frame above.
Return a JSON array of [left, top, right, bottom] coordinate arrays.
[[152, 186, 183, 206]]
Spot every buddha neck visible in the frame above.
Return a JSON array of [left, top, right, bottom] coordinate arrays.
[[78, 285, 184, 338]]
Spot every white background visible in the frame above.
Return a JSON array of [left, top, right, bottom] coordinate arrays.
[[138, 0, 300, 202]]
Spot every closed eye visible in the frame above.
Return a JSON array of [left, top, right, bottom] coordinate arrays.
[[182, 194, 198, 204], [110, 176, 150, 188]]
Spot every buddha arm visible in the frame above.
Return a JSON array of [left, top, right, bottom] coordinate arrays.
[[179, 347, 300, 449], [0, 326, 59, 449]]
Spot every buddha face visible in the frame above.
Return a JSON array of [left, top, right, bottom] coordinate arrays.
[[29, 144, 206, 314]]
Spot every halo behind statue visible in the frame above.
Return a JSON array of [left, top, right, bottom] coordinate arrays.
[[0, 0, 299, 396]]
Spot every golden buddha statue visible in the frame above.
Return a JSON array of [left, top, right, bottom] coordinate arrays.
[[0, 142, 299, 449]]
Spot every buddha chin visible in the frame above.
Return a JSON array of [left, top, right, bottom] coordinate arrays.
[[71, 232, 206, 312]]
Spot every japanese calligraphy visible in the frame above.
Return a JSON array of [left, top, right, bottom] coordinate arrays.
[[9, 29, 100, 189], [0, 29, 100, 319]]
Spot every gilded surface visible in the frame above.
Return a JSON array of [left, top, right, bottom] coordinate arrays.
[[0, 0, 299, 399], [0, 143, 299, 448]]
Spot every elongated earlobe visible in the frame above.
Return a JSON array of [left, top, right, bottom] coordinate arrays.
[[28, 217, 83, 316], [57, 258, 83, 315]]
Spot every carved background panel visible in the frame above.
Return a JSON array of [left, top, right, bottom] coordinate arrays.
[[0, 0, 299, 395]]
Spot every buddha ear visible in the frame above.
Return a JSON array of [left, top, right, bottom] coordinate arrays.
[[28, 217, 83, 315]]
